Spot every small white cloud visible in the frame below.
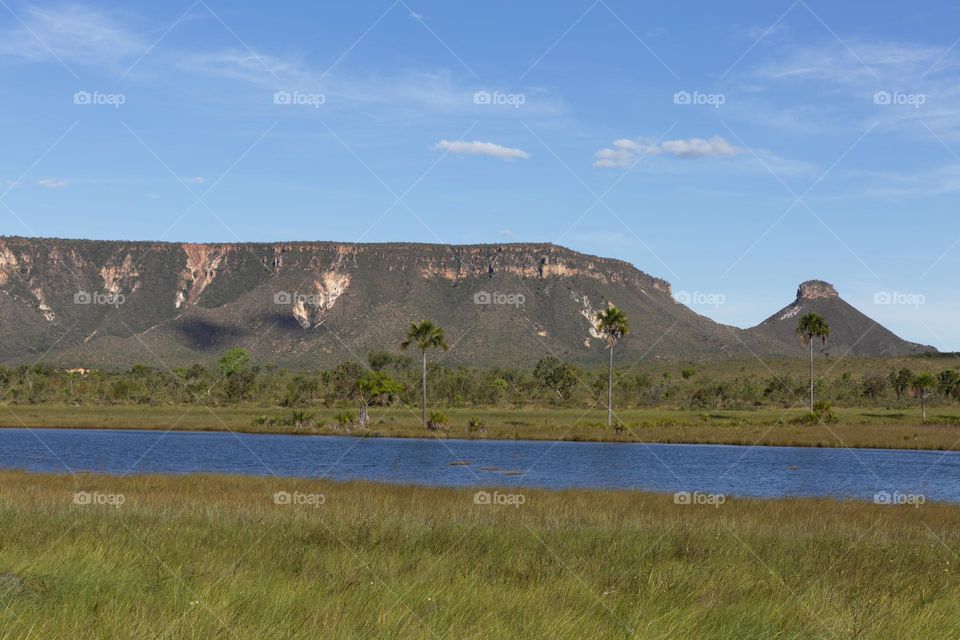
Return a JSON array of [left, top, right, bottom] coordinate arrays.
[[182, 176, 206, 184], [661, 136, 743, 158], [499, 229, 514, 237], [594, 135, 744, 168], [434, 140, 530, 161], [37, 178, 68, 189]]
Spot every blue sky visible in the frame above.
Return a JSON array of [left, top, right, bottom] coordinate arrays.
[[1, 1, 959, 348]]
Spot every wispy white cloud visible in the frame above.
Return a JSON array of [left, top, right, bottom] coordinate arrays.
[[840, 165, 960, 199], [182, 176, 207, 184], [37, 178, 68, 189], [745, 39, 960, 140], [0, 5, 144, 67], [594, 135, 744, 168], [434, 140, 530, 160], [0, 5, 564, 120]]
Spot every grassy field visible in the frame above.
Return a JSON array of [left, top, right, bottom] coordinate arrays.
[[4, 403, 960, 450], [0, 471, 957, 638]]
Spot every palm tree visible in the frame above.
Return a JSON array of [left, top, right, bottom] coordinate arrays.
[[596, 306, 629, 427], [796, 313, 830, 411], [912, 372, 937, 424], [400, 320, 448, 427]]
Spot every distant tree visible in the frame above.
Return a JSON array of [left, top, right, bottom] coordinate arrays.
[[890, 368, 914, 401], [217, 348, 251, 378], [533, 356, 578, 400], [912, 372, 937, 424], [367, 351, 394, 372], [859, 374, 888, 402], [596, 306, 629, 427], [327, 361, 365, 402], [400, 320, 448, 427], [938, 369, 960, 401], [796, 313, 830, 411], [355, 371, 403, 428], [129, 364, 153, 378]]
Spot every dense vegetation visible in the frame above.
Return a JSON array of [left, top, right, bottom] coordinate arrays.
[[3, 349, 959, 416]]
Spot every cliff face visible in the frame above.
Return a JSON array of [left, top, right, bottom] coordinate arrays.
[[0, 237, 927, 369], [0, 236, 763, 368]]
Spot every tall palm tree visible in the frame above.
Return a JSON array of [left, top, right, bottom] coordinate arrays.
[[400, 320, 448, 427], [912, 372, 936, 424], [796, 313, 830, 410], [596, 306, 629, 427]]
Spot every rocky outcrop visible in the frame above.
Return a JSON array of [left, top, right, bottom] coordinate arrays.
[[797, 280, 839, 300]]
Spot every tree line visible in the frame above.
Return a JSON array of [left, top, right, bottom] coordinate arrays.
[[0, 310, 956, 426]]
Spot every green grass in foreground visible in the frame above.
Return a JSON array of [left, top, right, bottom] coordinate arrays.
[[5, 404, 960, 450], [0, 472, 958, 638]]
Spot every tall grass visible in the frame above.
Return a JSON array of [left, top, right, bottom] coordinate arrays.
[[0, 471, 958, 638]]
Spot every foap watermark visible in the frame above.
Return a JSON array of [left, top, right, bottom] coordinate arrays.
[[73, 91, 125, 108], [473, 90, 526, 109], [674, 491, 726, 507], [874, 490, 926, 508], [874, 291, 925, 308], [274, 291, 320, 306], [273, 490, 326, 507], [673, 90, 725, 109], [873, 90, 925, 109], [74, 291, 125, 307], [474, 490, 526, 508], [73, 491, 125, 507], [675, 291, 726, 308], [474, 290, 525, 308], [273, 90, 326, 108]]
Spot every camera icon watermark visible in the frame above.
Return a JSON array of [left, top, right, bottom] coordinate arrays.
[[473, 90, 526, 109], [73, 491, 125, 507], [473, 490, 526, 508], [473, 290, 525, 308], [673, 491, 726, 507], [274, 291, 321, 306], [873, 291, 925, 308], [74, 291, 125, 307], [873, 490, 925, 508], [73, 91, 126, 109], [273, 90, 326, 108], [674, 291, 726, 308], [673, 90, 725, 109], [873, 90, 925, 109], [273, 490, 326, 507]]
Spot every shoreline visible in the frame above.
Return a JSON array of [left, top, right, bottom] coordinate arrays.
[[2, 404, 960, 451], [4, 421, 960, 455]]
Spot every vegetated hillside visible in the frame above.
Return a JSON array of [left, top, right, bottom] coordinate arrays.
[[0, 237, 928, 369], [746, 280, 935, 358]]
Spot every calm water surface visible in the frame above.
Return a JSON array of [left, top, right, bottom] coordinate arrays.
[[1, 428, 957, 502]]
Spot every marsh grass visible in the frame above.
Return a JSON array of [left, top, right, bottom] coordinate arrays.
[[5, 404, 960, 450], [0, 471, 958, 638]]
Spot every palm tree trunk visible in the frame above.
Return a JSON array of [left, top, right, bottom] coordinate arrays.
[[921, 394, 926, 424], [809, 339, 814, 411], [607, 344, 614, 427], [421, 350, 427, 428]]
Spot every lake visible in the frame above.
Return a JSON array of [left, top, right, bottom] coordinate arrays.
[[1, 428, 956, 502]]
